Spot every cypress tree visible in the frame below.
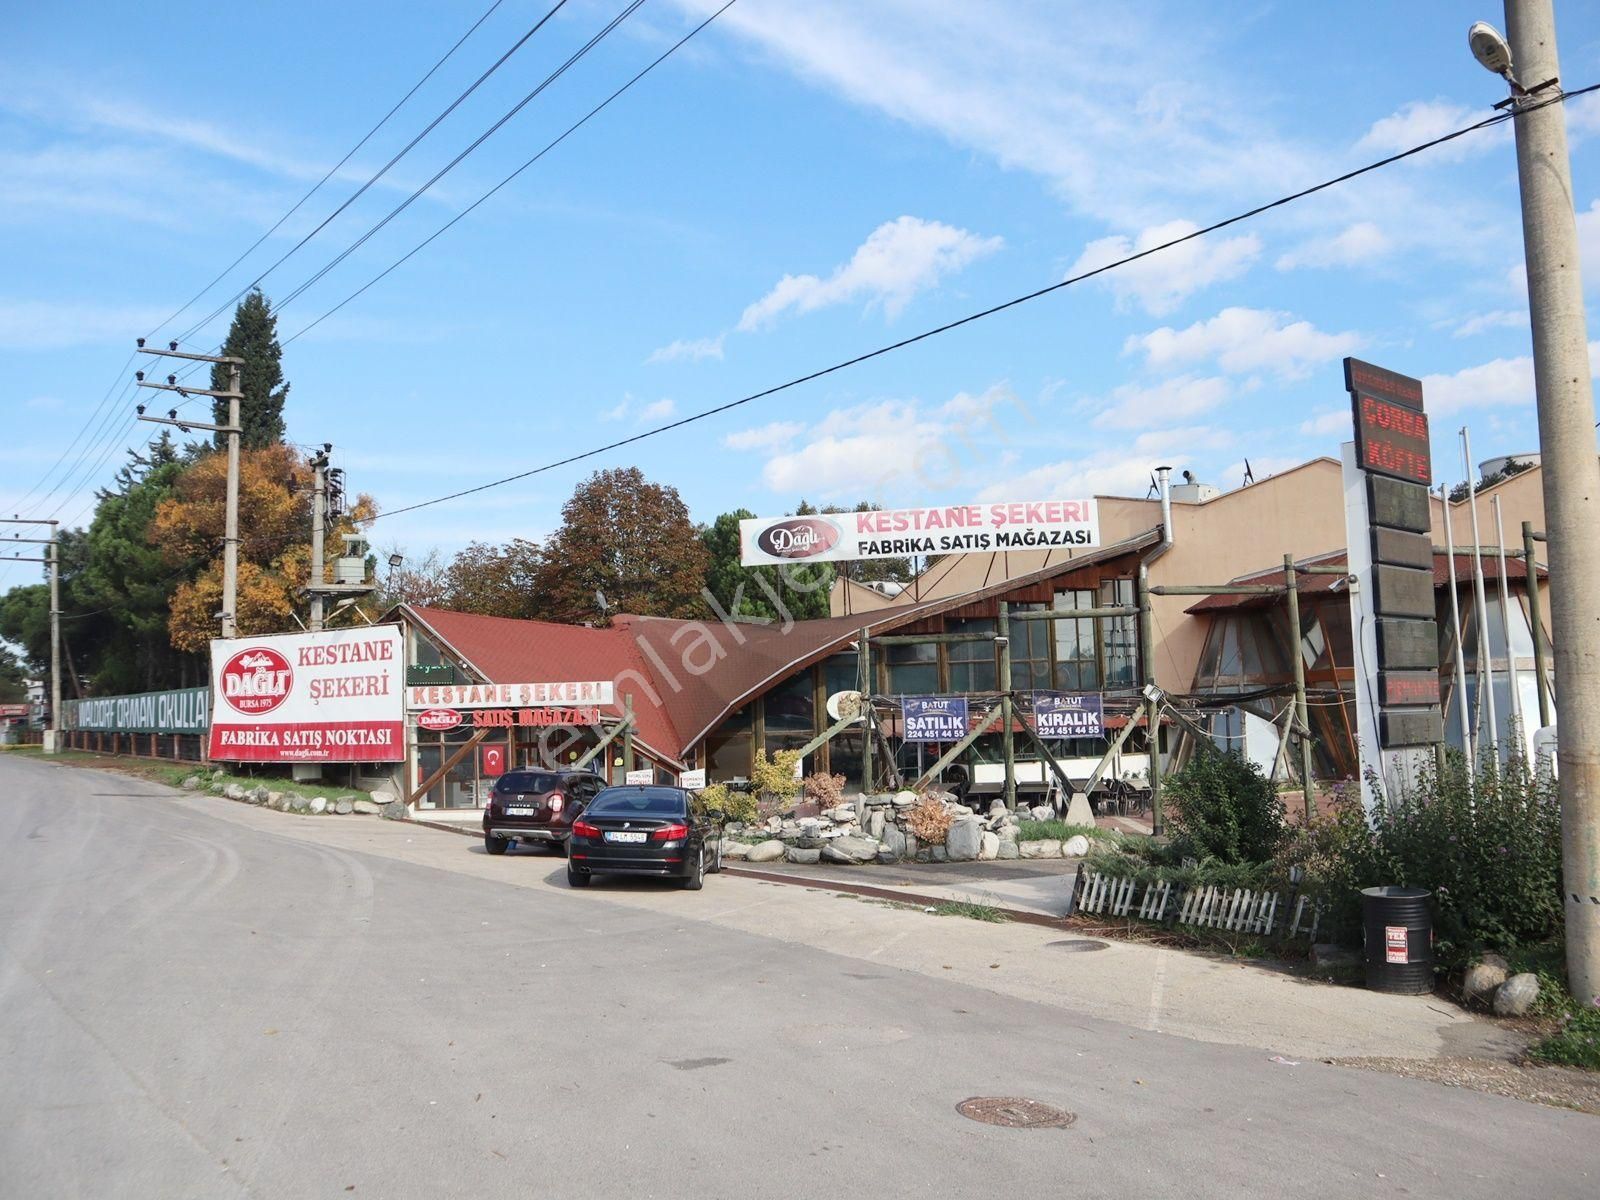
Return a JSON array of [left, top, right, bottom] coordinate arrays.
[[211, 289, 289, 450]]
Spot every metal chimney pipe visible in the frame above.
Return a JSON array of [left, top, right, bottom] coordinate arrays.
[[1150, 465, 1174, 562]]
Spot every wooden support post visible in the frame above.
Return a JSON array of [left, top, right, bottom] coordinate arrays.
[[1013, 710, 1077, 803], [912, 704, 1006, 790], [573, 716, 633, 771], [998, 602, 1016, 812], [621, 694, 635, 783], [1284, 553, 1315, 821], [408, 729, 489, 807], [1523, 520, 1553, 728], [1139, 564, 1163, 836], [857, 631, 873, 794], [1081, 713, 1143, 800]]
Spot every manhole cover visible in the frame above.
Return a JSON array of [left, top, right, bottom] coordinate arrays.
[[1047, 939, 1109, 953], [956, 1097, 1076, 1129]]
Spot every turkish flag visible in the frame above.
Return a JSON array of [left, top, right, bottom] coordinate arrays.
[[481, 744, 506, 777]]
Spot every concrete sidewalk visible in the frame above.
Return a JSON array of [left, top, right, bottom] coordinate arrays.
[[730, 856, 1082, 918]]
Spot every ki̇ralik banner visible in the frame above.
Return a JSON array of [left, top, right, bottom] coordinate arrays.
[[739, 501, 1100, 566], [208, 627, 405, 763]]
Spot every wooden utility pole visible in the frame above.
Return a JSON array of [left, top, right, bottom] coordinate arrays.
[[308, 449, 329, 631], [857, 631, 873, 794], [134, 343, 244, 637], [1, 519, 60, 752]]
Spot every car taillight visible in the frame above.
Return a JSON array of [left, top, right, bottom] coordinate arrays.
[[548, 793, 564, 812], [651, 822, 689, 842], [572, 818, 602, 839]]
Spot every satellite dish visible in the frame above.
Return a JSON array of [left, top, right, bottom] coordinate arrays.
[[826, 690, 865, 723]]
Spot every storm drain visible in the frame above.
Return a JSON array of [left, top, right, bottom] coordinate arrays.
[[956, 1097, 1076, 1129], [1047, 939, 1109, 953]]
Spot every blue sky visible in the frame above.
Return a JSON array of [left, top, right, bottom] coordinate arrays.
[[4, 0, 1600, 592]]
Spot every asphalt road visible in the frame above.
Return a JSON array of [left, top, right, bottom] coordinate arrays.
[[2, 755, 1594, 1199]]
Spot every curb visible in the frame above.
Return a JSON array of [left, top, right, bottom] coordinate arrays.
[[721, 864, 1071, 930]]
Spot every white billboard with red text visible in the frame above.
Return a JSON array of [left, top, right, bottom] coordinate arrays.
[[739, 501, 1100, 566], [208, 627, 404, 762]]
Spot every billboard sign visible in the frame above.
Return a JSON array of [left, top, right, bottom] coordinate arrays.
[[1031, 692, 1104, 738], [405, 680, 615, 710], [60, 687, 209, 735], [739, 501, 1100, 567], [208, 627, 404, 762], [901, 696, 968, 742]]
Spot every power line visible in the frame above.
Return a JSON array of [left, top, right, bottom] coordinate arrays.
[[173, 0, 574, 345], [1, 352, 137, 514], [146, 0, 512, 341], [372, 81, 1600, 524]]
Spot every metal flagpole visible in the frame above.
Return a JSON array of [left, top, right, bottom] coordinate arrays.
[[1439, 486, 1474, 759], [1491, 495, 1526, 758], [1460, 427, 1499, 763]]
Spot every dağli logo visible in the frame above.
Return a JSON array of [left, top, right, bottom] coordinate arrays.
[[220, 647, 293, 714], [757, 517, 841, 560], [418, 708, 462, 731]]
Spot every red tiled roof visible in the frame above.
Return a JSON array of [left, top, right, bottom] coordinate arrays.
[[1185, 550, 1543, 614]]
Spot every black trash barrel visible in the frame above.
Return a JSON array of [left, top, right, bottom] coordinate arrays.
[[1360, 886, 1433, 994]]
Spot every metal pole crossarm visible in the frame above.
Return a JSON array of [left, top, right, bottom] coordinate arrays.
[[137, 416, 241, 435], [136, 381, 244, 400], [136, 345, 245, 365], [1005, 605, 1140, 621], [3, 555, 51, 563], [1150, 584, 1286, 597], [3, 537, 57, 544], [0, 517, 59, 525], [1298, 565, 1357, 576]]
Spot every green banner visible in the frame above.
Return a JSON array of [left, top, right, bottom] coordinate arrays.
[[62, 687, 210, 735]]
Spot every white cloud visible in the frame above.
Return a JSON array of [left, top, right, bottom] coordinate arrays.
[[1299, 408, 1352, 438], [1088, 375, 1230, 431], [1422, 343, 1600, 416], [976, 427, 1234, 503], [1449, 309, 1527, 339], [723, 421, 804, 451], [647, 335, 725, 364], [637, 398, 677, 423], [756, 385, 1017, 497], [1126, 306, 1361, 379], [1355, 99, 1505, 162], [1275, 222, 1391, 271], [602, 398, 631, 422], [0, 298, 170, 351], [738, 216, 1002, 331], [1066, 220, 1259, 316]]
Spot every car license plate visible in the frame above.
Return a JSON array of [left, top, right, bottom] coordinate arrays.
[[506, 806, 535, 816], [605, 830, 647, 843]]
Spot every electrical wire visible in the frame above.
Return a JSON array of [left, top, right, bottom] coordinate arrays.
[[146, 0, 511, 341], [173, 0, 574, 345], [370, 81, 1600, 524]]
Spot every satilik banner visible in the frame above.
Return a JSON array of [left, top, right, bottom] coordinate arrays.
[[208, 627, 405, 763], [901, 696, 968, 742], [1031, 692, 1104, 739], [739, 501, 1100, 567]]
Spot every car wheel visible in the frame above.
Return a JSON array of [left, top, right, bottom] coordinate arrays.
[[706, 839, 723, 874], [566, 860, 591, 888], [485, 833, 510, 855], [681, 847, 705, 891]]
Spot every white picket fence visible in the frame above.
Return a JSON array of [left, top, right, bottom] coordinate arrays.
[[1072, 869, 1321, 940]]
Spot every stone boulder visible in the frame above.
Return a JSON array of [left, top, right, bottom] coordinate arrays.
[[928, 845, 949, 863], [978, 832, 999, 861], [181, 775, 202, 791], [1019, 839, 1061, 859], [880, 825, 909, 860], [1493, 973, 1540, 1018], [265, 791, 284, 805], [785, 846, 822, 865], [368, 789, 398, 807], [1029, 805, 1052, 822], [381, 801, 407, 820], [946, 817, 983, 862], [744, 840, 786, 863], [334, 797, 355, 815], [821, 836, 879, 865], [876, 846, 900, 864], [1462, 957, 1510, 1007], [289, 795, 310, 813], [995, 838, 1020, 860], [249, 785, 270, 804], [352, 799, 381, 815], [719, 839, 750, 860], [209, 781, 227, 795], [892, 790, 919, 809], [224, 784, 247, 801], [867, 810, 886, 840], [309, 797, 328, 815], [1061, 834, 1091, 858]]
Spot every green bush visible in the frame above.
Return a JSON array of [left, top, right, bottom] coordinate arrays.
[[1082, 845, 1275, 892], [698, 782, 756, 824], [1528, 1006, 1600, 1070], [1164, 748, 1284, 866]]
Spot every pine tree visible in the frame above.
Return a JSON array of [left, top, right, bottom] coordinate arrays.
[[211, 289, 289, 450]]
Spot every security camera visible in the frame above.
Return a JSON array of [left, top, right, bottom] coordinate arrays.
[[1469, 21, 1515, 80]]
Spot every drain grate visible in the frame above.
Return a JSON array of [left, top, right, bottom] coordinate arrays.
[[956, 1097, 1076, 1129], [1047, 939, 1109, 953]]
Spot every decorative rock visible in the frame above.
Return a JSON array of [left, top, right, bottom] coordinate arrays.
[[334, 797, 355, 815], [988, 799, 1009, 816], [1064, 792, 1096, 827], [822, 836, 879, 865], [923, 789, 956, 806], [1061, 834, 1091, 858], [929, 845, 948, 863], [785, 846, 822, 865], [1029, 805, 1052, 822], [209, 781, 226, 794], [868, 810, 886, 840], [876, 847, 899, 864], [352, 799, 381, 815], [1462, 957, 1510, 1007], [881, 825, 909, 860], [1493, 973, 1540, 1018], [745, 840, 786, 863], [224, 784, 247, 801], [249, 785, 270, 804], [892, 791, 919, 808], [995, 838, 1020, 860], [1019, 839, 1061, 860], [978, 832, 999, 861], [290, 795, 311, 813], [382, 801, 406, 820], [266, 791, 284, 805], [719, 839, 749, 860], [181, 775, 202, 791], [986, 811, 1008, 831], [369, 789, 397, 806], [309, 797, 328, 815], [946, 817, 983, 862], [948, 803, 973, 817]]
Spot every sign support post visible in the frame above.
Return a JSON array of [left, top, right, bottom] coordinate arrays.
[[997, 602, 1015, 812]]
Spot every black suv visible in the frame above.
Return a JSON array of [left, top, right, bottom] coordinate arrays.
[[482, 769, 605, 856]]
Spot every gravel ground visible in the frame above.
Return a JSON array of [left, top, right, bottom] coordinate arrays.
[[1333, 1056, 1600, 1115]]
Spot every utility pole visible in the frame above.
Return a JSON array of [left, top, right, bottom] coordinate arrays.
[[134, 342, 244, 638], [2, 519, 60, 753], [1493, 0, 1600, 1004], [309, 448, 329, 632]]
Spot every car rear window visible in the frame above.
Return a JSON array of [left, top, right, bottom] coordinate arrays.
[[587, 787, 687, 817], [495, 771, 563, 794]]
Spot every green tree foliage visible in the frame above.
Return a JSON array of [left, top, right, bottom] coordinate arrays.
[[700, 507, 832, 623], [1448, 457, 1533, 504], [535, 467, 710, 625], [0, 583, 51, 675], [1164, 747, 1285, 866], [0, 643, 28, 702], [211, 288, 289, 450], [443, 539, 546, 618]]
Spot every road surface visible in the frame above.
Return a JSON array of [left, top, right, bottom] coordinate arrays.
[[1, 754, 1593, 1198]]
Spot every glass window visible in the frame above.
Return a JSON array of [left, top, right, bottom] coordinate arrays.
[[704, 705, 753, 780], [947, 618, 997, 692], [823, 652, 860, 698], [1007, 603, 1050, 690], [887, 641, 939, 695], [494, 771, 564, 795], [1051, 590, 1099, 691], [589, 788, 688, 817], [764, 670, 815, 735], [1098, 579, 1137, 688]]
